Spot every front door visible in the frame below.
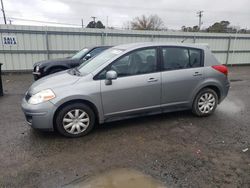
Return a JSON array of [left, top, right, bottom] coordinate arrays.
[[99, 48, 161, 119]]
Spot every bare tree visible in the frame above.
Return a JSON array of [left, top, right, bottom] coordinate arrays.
[[130, 15, 164, 30], [122, 21, 131, 30]]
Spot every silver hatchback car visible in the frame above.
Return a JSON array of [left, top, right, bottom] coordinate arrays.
[[22, 43, 230, 137]]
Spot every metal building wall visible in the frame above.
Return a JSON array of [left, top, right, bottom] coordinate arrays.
[[0, 24, 250, 71]]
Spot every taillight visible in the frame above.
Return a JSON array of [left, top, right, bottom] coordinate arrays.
[[212, 65, 228, 76]]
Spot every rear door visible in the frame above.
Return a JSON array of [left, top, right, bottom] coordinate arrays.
[[160, 47, 204, 110], [98, 47, 161, 119]]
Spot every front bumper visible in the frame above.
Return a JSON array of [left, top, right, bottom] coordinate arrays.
[[21, 98, 57, 131]]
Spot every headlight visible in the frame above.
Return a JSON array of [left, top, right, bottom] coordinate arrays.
[[35, 66, 40, 72], [28, 89, 55, 105]]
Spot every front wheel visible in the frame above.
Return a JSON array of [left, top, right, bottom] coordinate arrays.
[[192, 88, 218, 117], [55, 103, 95, 137]]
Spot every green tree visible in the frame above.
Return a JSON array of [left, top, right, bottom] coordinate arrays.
[[96, 21, 105, 29], [181, 25, 199, 32], [192, 25, 199, 32], [86, 20, 105, 29], [207, 21, 231, 33], [86, 21, 95, 28]]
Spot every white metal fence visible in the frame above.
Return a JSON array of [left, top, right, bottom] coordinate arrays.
[[0, 24, 250, 71]]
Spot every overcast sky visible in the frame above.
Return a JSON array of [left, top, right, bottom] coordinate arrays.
[[1, 0, 250, 30]]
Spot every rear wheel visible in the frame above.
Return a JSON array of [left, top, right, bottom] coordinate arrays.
[[192, 88, 218, 117], [55, 103, 95, 137]]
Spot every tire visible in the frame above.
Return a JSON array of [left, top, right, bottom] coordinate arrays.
[[192, 88, 218, 117], [55, 103, 95, 138], [48, 68, 65, 74]]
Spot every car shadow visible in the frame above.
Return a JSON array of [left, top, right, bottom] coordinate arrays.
[[94, 110, 194, 133], [29, 110, 196, 139]]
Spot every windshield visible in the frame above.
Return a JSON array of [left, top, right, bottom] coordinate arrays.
[[71, 48, 89, 59], [78, 48, 124, 74]]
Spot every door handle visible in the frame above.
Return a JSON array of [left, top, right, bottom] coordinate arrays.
[[147, 78, 158, 82], [193, 72, 202, 76]]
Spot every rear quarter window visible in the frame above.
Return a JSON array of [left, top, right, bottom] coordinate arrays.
[[162, 47, 203, 70], [189, 49, 202, 68]]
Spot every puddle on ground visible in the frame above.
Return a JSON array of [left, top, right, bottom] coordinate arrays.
[[217, 98, 245, 114], [65, 168, 166, 188]]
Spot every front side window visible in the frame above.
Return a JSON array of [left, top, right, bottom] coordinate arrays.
[[162, 47, 202, 70], [78, 48, 124, 75], [98, 48, 157, 79]]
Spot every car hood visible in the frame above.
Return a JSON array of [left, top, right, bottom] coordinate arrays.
[[28, 70, 80, 94], [33, 58, 79, 68]]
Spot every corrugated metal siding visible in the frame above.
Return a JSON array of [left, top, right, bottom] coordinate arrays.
[[0, 24, 250, 71]]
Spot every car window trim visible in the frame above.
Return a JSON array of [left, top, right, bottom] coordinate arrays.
[[159, 46, 204, 72], [93, 46, 161, 80]]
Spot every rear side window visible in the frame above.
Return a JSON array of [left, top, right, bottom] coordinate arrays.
[[189, 49, 202, 68], [162, 47, 202, 70]]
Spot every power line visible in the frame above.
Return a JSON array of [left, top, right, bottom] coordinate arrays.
[[0, 0, 6, 24], [6, 17, 82, 27], [60, 0, 194, 13]]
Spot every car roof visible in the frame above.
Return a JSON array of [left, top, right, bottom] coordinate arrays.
[[114, 42, 209, 51], [89, 46, 112, 49]]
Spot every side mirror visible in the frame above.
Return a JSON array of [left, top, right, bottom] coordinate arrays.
[[105, 70, 117, 85], [85, 54, 92, 60]]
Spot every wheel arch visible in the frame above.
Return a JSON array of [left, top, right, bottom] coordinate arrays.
[[53, 99, 100, 131], [191, 83, 222, 106], [203, 85, 221, 101]]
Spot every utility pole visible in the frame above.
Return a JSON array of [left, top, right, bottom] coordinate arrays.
[[0, 0, 7, 24], [91, 16, 96, 23], [106, 16, 109, 28], [91, 16, 97, 28], [197, 10, 204, 30], [81, 18, 84, 28]]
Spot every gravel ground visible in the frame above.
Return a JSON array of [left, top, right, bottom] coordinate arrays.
[[0, 66, 249, 188]]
